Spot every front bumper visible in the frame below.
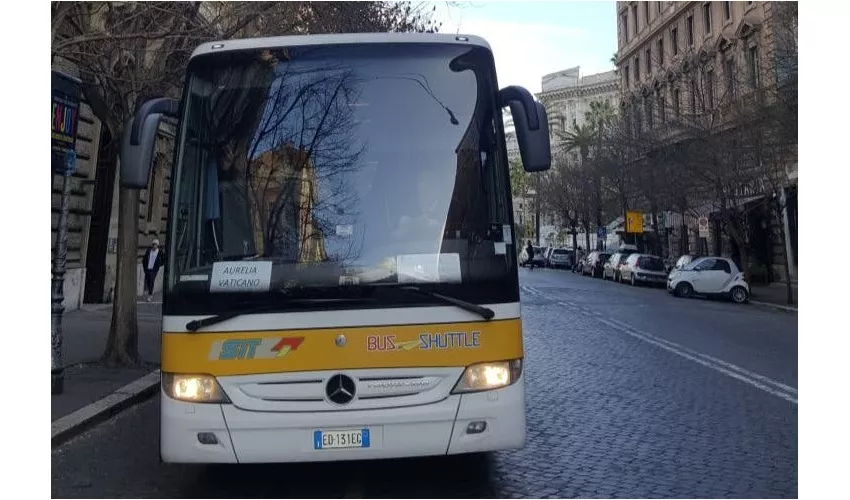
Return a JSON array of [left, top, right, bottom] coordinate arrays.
[[160, 374, 526, 464]]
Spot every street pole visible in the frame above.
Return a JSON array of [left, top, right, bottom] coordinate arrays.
[[51, 69, 81, 396], [52, 150, 76, 394]]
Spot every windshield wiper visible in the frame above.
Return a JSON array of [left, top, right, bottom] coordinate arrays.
[[186, 306, 274, 332], [398, 286, 495, 321], [184, 295, 376, 332]]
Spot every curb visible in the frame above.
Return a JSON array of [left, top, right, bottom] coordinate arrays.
[[750, 300, 798, 313], [51, 369, 161, 448]]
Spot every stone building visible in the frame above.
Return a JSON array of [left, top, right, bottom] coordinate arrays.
[[614, 1, 797, 282]]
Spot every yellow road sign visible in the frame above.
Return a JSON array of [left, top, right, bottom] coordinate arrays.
[[626, 211, 644, 233]]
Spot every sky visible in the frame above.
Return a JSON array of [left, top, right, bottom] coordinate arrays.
[[432, 0, 618, 94]]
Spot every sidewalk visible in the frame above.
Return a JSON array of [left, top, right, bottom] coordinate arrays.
[[749, 282, 798, 311], [52, 295, 163, 423]]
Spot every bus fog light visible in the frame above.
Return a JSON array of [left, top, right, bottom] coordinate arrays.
[[466, 421, 487, 434], [163, 373, 231, 403], [452, 359, 522, 393], [197, 432, 219, 445]]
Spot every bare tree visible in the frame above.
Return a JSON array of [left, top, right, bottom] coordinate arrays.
[[52, 1, 441, 367], [614, 18, 798, 285]]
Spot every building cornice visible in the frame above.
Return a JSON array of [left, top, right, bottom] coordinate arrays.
[[537, 80, 620, 101]]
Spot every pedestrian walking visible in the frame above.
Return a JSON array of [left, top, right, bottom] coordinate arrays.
[[526, 241, 535, 270], [142, 238, 165, 302]]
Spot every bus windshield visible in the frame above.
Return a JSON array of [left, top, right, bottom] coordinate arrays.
[[166, 43, 516, 315]]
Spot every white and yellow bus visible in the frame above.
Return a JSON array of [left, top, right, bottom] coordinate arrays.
[[120, 33, 550, 464]]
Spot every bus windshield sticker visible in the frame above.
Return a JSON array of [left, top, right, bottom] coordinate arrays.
[[502, 224, 512, 243], [210, 261, 273, 293], [494, 242, 507, 255]]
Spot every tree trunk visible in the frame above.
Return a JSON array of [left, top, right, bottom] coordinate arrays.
[[102, 183, 141, 367], [775, 196, 794, 305], [572, 227, 578, 262]]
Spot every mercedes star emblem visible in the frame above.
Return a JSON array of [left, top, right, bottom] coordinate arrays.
[[335, 334, 347, 347], [326, 374, 356, 405]]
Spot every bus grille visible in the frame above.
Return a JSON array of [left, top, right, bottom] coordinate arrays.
[[216, 367, 465, 412]]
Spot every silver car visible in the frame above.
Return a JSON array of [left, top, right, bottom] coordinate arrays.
[[548, 248, 572, 269], [619, 254, 668, 286]]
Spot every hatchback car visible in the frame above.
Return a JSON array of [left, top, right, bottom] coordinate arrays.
[[667, 256, 750, 304], [582, 251, 612, 278], [548, 248, 572, 269], [619, 254, 668, 286], [603, 252, 630, 281]]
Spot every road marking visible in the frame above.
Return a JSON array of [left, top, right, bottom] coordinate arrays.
[[602, 317, 798, 396], [557, 301, 798, 405]]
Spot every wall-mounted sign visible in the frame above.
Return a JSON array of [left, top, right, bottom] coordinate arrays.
[[625, 210, 644, 234], [51, 70, 82, 173]]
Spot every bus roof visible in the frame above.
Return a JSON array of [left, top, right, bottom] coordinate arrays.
[[190, 33, 492, 60]]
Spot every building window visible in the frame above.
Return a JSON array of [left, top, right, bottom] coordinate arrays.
[[657, 2, 662, 14], [645, 48, 652, 77], [632, 4, 639, 34], [687, 14, 694, 46], [644, 2, 650, 24], [703, 3, 712, 34], [621, 13, 629, 42], [748, 46, 761, 88], [625, 65, 630, 88], [705, 69, 714, 109], [634, 57, 640, 83], [657, 38, 665, 66], [645, 97, 654, 129], [633, 101, 642, 135], [673, 88, 681, 117], [690, 80, 697, 113], [657, 88, 666, 123], [725, 58, 736, 96], [724, 1, 731, 20], [671, 26, 679, 55]]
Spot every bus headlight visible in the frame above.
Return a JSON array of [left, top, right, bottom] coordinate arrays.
[[162, 373, 231, 403], [452, 359, 522, 393]]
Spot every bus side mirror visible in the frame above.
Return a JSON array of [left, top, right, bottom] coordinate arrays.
[[500, 86, 551, 173], [120, 97, 179, 189]]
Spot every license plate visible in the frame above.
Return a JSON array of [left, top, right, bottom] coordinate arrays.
[[313, 428, 370, 450]]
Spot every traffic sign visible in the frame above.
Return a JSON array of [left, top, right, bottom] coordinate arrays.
[[698, 216, 709, 238], [625, 211, 643, 233], [597, 226, 607, 239]]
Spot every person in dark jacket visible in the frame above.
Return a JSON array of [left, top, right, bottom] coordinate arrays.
[[526, 241, 535, 270], [142, 239, 165, 302]]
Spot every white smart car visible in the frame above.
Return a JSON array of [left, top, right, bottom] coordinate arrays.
[[667, 256, 750, 304]]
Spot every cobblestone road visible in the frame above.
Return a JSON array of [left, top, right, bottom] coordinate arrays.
[[52, 268, 797, 498]]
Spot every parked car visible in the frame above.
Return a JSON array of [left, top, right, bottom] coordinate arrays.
[[519, 245, 547, 267], [667, 256, 750, 304], [619, 254, 668, 286], [542, 247, 555, 267], [602, 252, 629, 281], [669, 254, 696, 273], [548, 248, 572, 269], [581, 251, 612, 278]]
